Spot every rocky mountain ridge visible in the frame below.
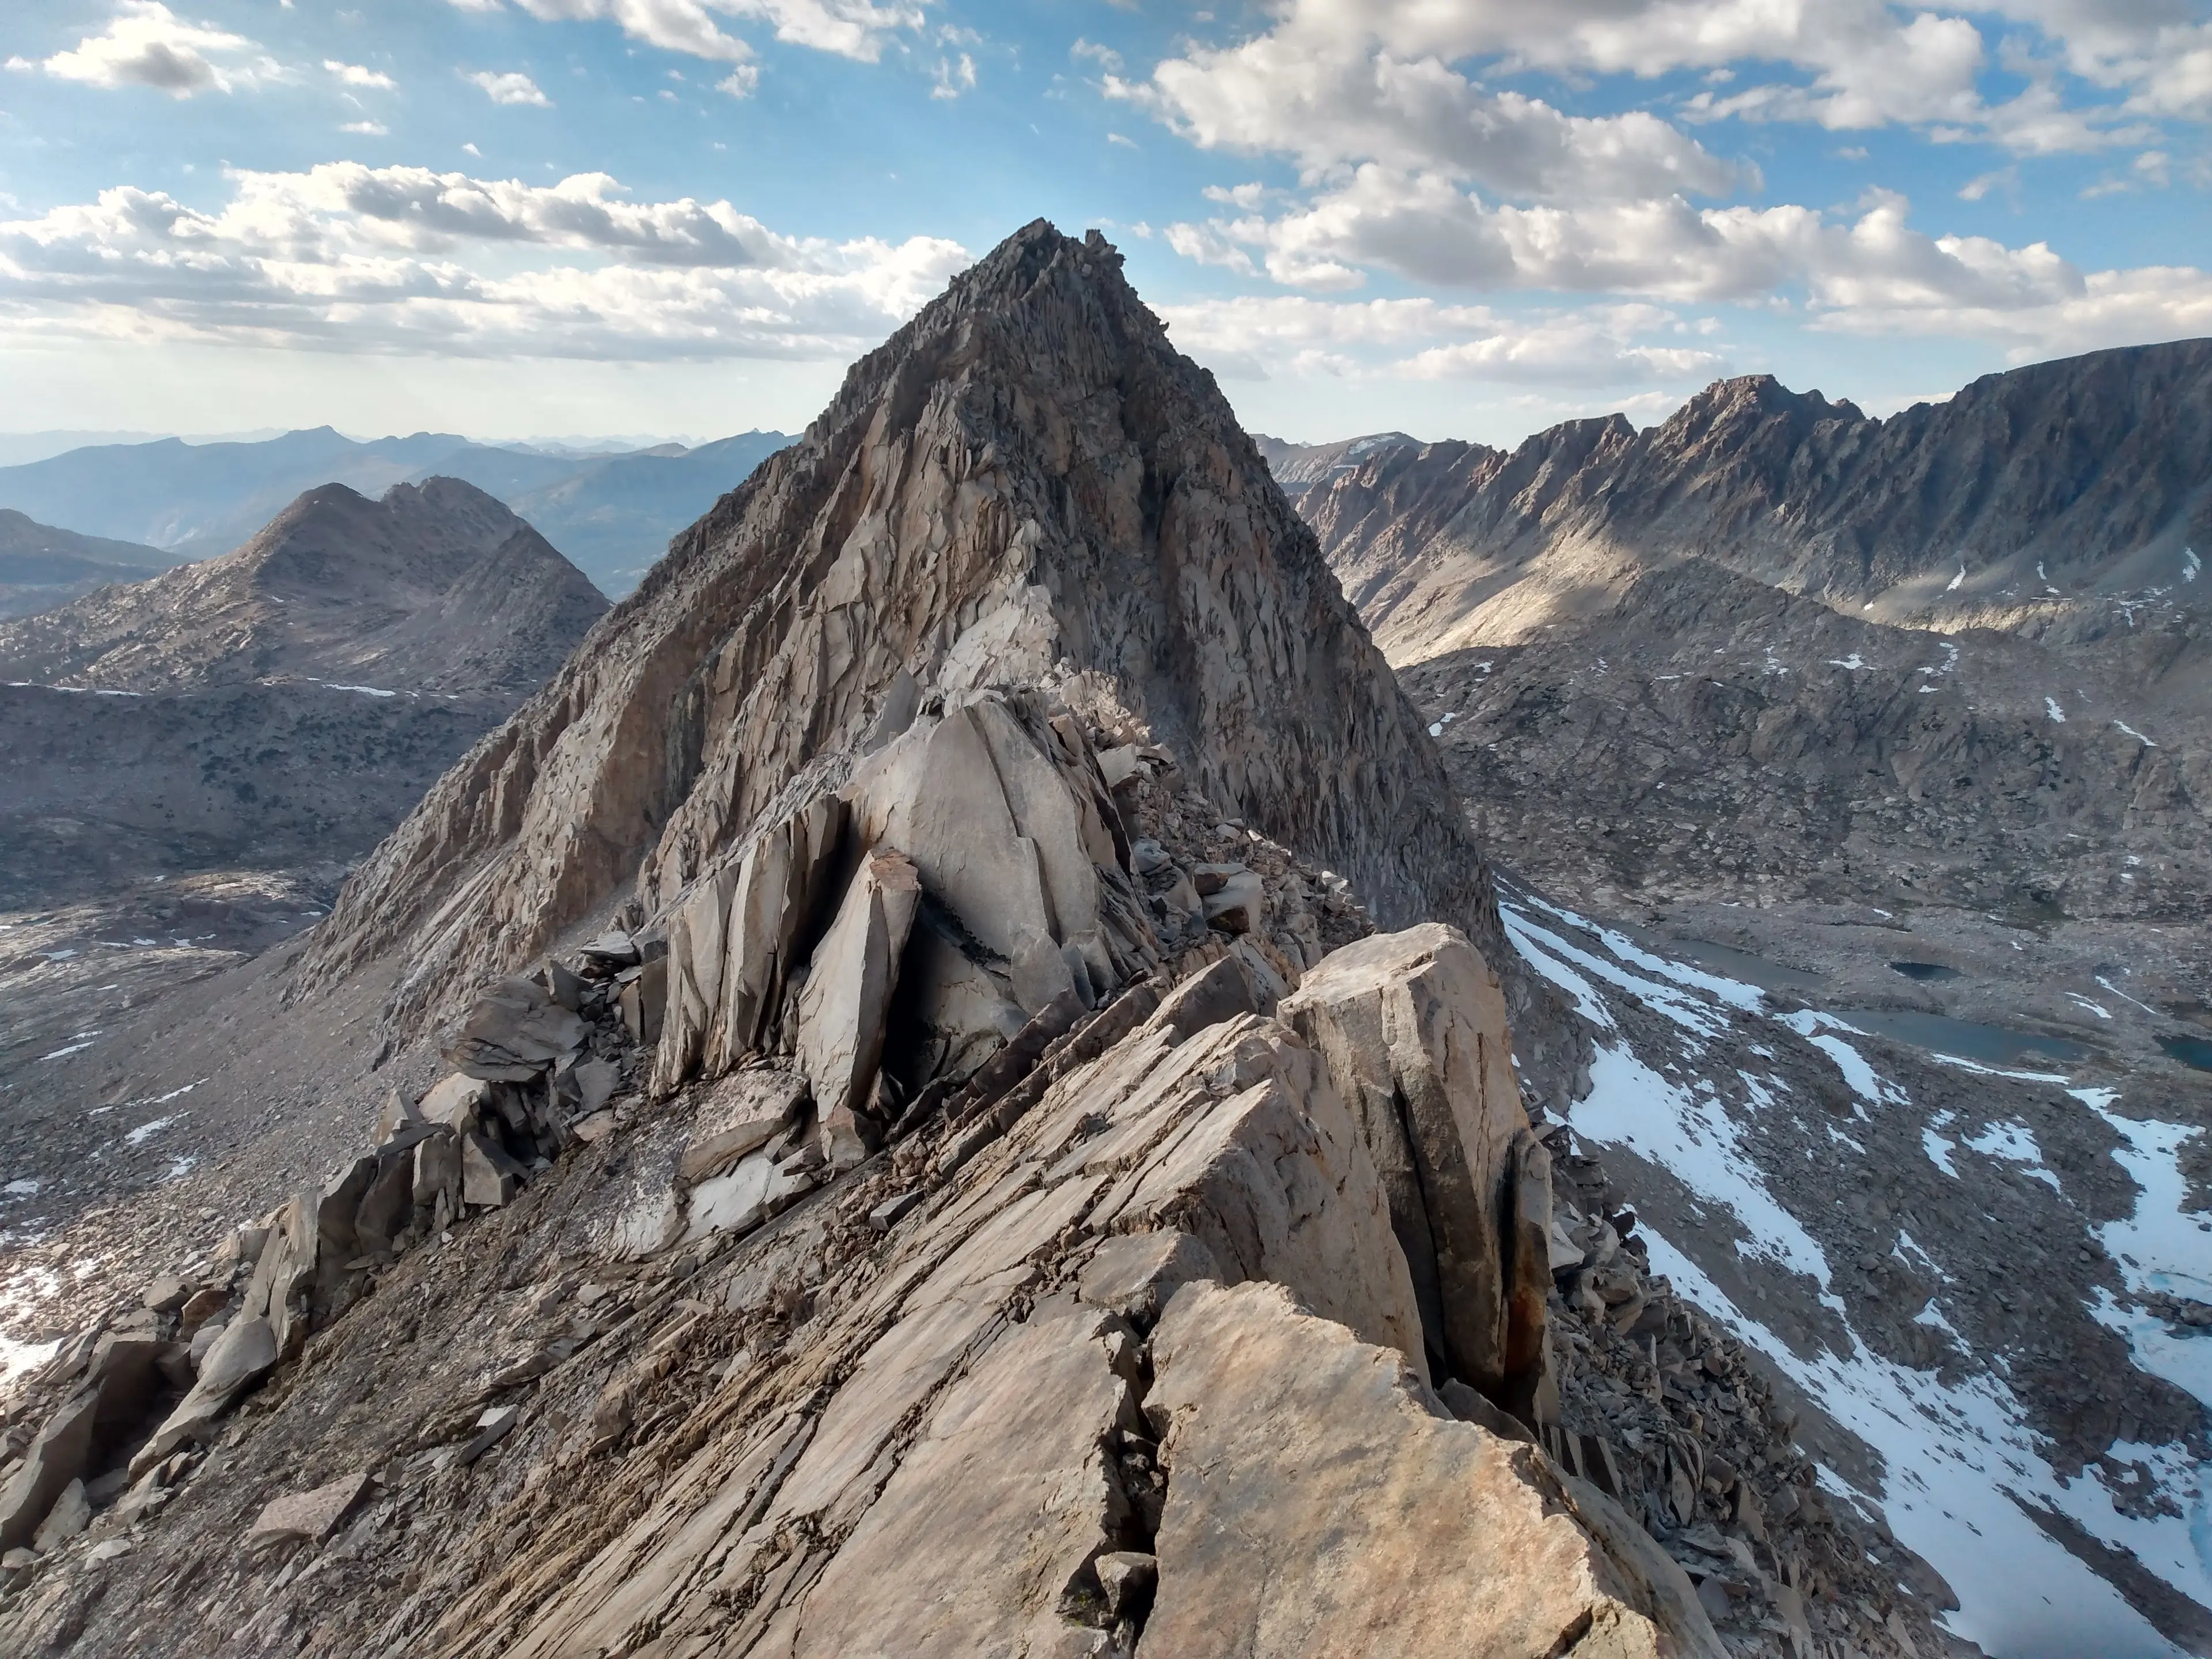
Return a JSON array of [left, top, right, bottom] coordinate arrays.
[[1296, 340, 2211, 665], [302, 223, 1567, 1092], [0, 222, 1962, 1658]]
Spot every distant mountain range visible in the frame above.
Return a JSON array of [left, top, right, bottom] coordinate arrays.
[[0, 509, 169, 619], [1280, 338, 2211, 665], [0, 476, 606, 700], [0, 427, 793, 600], [1275, 339, 2211, 927]]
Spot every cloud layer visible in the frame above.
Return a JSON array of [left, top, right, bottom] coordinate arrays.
[[463, 0, 925, 69], [0, 165, 971, 361], [1159, 294, 1729, 388], [1113, 1, 2212, 365]]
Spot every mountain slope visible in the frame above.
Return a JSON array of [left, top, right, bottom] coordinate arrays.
[[0, 221, 1960, 1659], [0, 510, 172, 620], [306, 222, 1566, 1080], [0, 481, 608, 1158], [487, 429, 793, 593], [1298, 340, 2212, 665], [0, 478, 606, 699], [1276, 346, 2212, 1655], [1252, 430, 1417, 508]]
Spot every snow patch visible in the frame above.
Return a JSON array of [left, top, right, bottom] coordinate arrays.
[[1569, 1043, 1832, 1288], [1502, 901, 1741, 1039], [326, 683, 400, 698], [2046, 696, 2067, 724], [1923, 1126, 1960, 1178], [124, 1113, 182, 1147], [1778, 1010, 1893, 1111], [2080, 1091, 2212, 1411], [1637, 1218, 2203, 1658], [1963, 1120, 2063, 1191]]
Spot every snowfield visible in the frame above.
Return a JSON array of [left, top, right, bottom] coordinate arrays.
[[1506, 894, 2212, 1658]]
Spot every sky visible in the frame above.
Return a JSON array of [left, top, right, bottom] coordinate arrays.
[[1, 1, 2209, 450]]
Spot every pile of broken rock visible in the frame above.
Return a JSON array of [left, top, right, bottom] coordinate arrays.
[[0, 922, 657, 1579]]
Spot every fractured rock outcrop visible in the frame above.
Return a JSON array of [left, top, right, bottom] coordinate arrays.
[[1283, 923, 1550, 1415]]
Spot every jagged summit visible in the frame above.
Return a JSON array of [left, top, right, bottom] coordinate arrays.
[[1292, 336, 2212, 663], [0, 476, 607, 699], [308, 220, 1567, 1081]]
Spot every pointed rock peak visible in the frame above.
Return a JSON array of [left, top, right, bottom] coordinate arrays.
[[1672, 373, 1863, 430], [309, 215, 1571, 1090]]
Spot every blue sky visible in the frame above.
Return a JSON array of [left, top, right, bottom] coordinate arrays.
[[2, 1, 2207, 449]]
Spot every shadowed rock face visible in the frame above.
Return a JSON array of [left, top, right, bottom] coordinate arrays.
[[1300, 339, 2212, 664], [306, 221, 1572, 1081]]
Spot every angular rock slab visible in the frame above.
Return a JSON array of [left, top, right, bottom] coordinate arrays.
[[0, 1391, 97, 1552], [251, 1470, 376, 1545], [785, 1306, 1133, 1657], [677, 1067, 807, 1185], [444, 975, 585, 1081], [1281, 923, 1533, 1399], [130, 1316, 277, 1477], [796, 850, 921, 1122], [1141, 1280, 1724, 1659], [712, 795, 850, 1081], [847, 700, 1096, 1015]]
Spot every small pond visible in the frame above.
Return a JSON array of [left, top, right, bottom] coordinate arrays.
[[1831, 1007, 2089, 1069], [1889, 960, 1961, 983], [1664, 938, 1827, 994], [2161, 1036, 2212, 1075]]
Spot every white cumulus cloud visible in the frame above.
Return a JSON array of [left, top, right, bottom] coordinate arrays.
[[468, 70, 551, 106], [1119, 0, 2199, 182], [496, 0, 921, 66], [1157, 293, 1729, 389], [324, 59, 396, 90], [22, 1, 278, 96], [0, 163, 972, 363]]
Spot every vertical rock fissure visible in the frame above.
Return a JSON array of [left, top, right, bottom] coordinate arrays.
[[1390, 1075, 1456, 1388], [1059, 1312, 1166, 1653]]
